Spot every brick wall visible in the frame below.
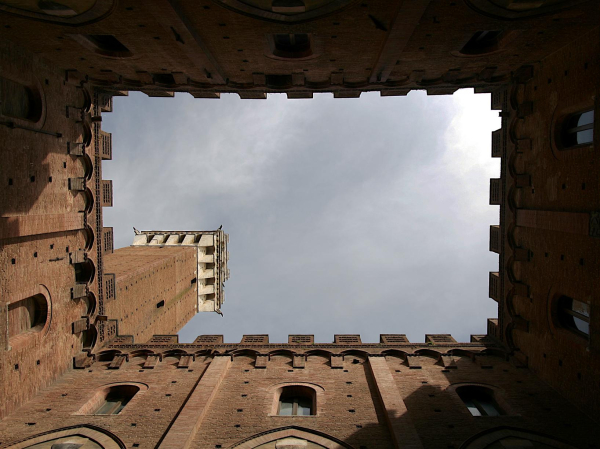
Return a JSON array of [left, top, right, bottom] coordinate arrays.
[[0, 40, 108, 419], [493, 26, 600, 419], [103, 246, 198, 343], [1, 340, 598, 448]]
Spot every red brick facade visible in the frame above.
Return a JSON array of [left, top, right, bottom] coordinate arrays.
[[0, 337, 598, 448], [104, 246, 198, 343], [0, 0, 599, 447]]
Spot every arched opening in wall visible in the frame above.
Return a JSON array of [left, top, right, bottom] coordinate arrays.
[[78, 384, 142, 415], [456, 385, 504, 416], [8, 294, 48, 345], [80, 153, 94, 180], [98, 350, 121, 362], [0, 76, 42, 122], [461, 427, 579, 449], [82, 225, 95, 251], [72, 34, 133, 58], [83, 187, 94, 214], [82, 121, 92, 147], [81, 324, 97, 350], [557, 295, 590, 338], [3, 424, 125, 449], [75, 86, 92, 112], [459, 30, 503, 55], [230, 426, 352, 449], [130, 350, 154, 366], [74, 259, 95, 284], [560, 109, 594, 148], [83, 292, 96, 316], [276, 385, 316, 416]]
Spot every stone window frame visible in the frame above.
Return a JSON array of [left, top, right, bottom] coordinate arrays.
[[3, 425, 124, 449], [75, 382, 148, 416], [268, 382, 325, 417], [447, 382, 515, 417], [559, 109, 595, 150], [549, 293, 591, 342]]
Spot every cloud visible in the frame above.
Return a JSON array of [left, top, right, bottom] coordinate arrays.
[[102, 89, 500, 345]]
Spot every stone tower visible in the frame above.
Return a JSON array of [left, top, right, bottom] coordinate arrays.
[[103, 229, 229, 343]]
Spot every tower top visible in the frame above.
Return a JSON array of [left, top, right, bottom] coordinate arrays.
[[132, 229, 230, 314]]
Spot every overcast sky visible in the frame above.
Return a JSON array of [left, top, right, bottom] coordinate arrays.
[[102, 89, 500, 345]]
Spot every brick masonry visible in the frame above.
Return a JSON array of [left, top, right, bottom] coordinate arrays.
[[0, 1, 599, 447], [104, 246, 198, 344], [0, 339, 598, 448]]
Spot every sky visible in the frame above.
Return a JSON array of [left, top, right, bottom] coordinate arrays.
[[102, 88, 500, 345]]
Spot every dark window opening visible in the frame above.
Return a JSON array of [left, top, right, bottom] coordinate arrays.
[[157, 300, 165, 308], [266, 75, 293, 88], [278, 386, 315, 416], [558, 296, 590, 338], [78, 35, 133, 58], [562, 109, 594, 148], [8, 294, 48, 341], [152, 73, 176, 85], [272, 33, 312, 59], [0, 77, 42, 122], [460, 30, 503, 55], [457, 385, 504, 416], [74, 260, 95, 284], [94, 385, 139, 415]]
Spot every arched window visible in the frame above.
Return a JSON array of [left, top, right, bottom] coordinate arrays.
[[278, 386, 315, 416], [93, 385, 140, 415], [456, 385, 504, 416], [558, 296, 590, 338], [0, 77, 42, 122], [8, 294, 48, 343], [562, 110, 594, 148]]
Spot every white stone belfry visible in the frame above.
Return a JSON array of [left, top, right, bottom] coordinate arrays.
[[132, 229, 230, 313]]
